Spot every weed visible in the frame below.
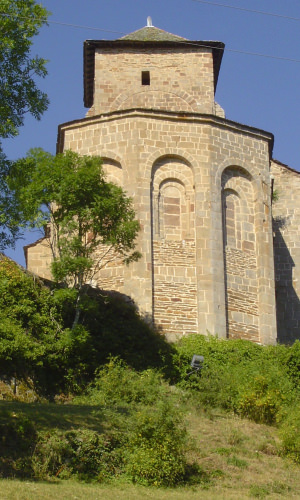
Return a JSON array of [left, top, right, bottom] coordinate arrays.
[[227, 429, 245, 446], [250, 484, 270, 498], [215, 447, 232, 456], [226, 455, 248, 469]]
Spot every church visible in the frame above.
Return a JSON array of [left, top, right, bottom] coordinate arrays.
[[25, 21, 300, 345]]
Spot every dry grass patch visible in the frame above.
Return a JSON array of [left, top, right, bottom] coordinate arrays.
[[185, 407, 300, 498]]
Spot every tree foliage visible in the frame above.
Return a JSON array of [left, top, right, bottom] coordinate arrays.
[[0, 0, 49, 140], [0, 0, 49, 249], [8, 149, 141, 327], [0, 255, 68, 395], [0, 255, 173, 397], [0, 151, 22, 249]]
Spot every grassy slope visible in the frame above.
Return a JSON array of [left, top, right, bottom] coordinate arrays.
[[0, 401, 299, 499]]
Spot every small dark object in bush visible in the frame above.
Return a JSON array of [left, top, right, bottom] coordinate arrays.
[[186, 355, 204, 376]]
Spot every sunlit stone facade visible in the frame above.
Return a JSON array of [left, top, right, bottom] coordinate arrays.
[[26, 24, 300, 344]]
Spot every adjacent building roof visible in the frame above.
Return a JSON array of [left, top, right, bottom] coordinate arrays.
[[83, 24, 225, 108]]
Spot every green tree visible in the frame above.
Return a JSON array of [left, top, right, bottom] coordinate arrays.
[[9, 149, 141, 328], [0, 0, 49, 140], [0, 0, 49, 249], [0, 255, 69, 396], [0, 151, 21, 249]]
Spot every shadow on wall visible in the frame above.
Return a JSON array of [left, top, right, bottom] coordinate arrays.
[[273, 216, 300, 344], [64, 287, 177, 379]]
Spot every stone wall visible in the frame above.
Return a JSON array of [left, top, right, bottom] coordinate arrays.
[[51, 109, 277, 343], [24, 238, 52, 281], [221, 167, 259, 342], [151, 157, 197, 340], [271, 160, 300, 343], [25, 35, 279, 344], [88, 47, 215, 116]]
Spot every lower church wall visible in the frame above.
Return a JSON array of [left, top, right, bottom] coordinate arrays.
[[24, 111, 279, 344], [225, 247, 259, 342], [271, 160, 300, 343], [152, 240, 197, 341]]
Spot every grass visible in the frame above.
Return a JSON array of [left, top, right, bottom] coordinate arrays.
[[0, 478, 296, 500], [0, 400, 107, 432], [186, 407, 299, 498], [1, 401, 300, 499]]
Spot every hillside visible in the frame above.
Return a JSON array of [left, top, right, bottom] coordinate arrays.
[[0, 400, 300, 499]]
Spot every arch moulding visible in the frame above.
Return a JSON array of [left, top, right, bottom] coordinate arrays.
[[215, 157, 262, 199], [100, 150, 124, 167], [112, 89, 197, 113], [144, 149, 197, 181]]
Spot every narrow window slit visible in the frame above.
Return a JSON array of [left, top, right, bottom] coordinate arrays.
[[142, 71, 150, 85]]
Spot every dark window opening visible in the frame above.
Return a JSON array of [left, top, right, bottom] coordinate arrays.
[[142, 71, 150, 85]]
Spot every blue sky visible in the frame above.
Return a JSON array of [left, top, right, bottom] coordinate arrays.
[[3, 0, 300, 264]]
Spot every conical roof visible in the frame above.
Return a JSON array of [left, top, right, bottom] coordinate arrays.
[[119, 25, 187, 42]]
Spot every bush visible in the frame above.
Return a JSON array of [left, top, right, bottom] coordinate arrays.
[[234, 370, 289, 425], [173, 335, 263, 410], [75, 358, 169, 407], [33, 363, 194, 486], [282, 340, 300, 388], [0, 413, 36, 477], [125, 400, 188, 486], [75, 361, 196, 486], [0, 257, 73, 397], [32, 428, 124, 481], [173, 334, 263, 378], [32, 430, 72, 479], [279, 405, 300, 463], [172, 335, 298, 425]]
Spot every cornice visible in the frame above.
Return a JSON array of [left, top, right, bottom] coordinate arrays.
[[57, 108, 274, 156]]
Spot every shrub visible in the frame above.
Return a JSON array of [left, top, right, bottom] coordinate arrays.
[[75, 361, 197, 486], [0, 413, 36, 477], [279, 405, 300, 463], [75, 358, 169, 407], [124, 400, 188, 486], [282, 340, 300, 388], [66, 429, 123, 481], [32, 428, 124, 481], [173, 334, 263, 380], [32, 430, 72, 479], [173, 335, 298, 425], [234, 367, 292, 425]]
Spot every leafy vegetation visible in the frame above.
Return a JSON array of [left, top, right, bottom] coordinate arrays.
[[0, 362, 198, 487], [0, 255, 67, 395], [0, 261, 300, 493], [0, 0, 49, 249], [173, 334, 299, 424], [1, 362, 300, 497], [0, 1, 49, 140], [0, 255, 174, 397], [7, 149, 141, 329]]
